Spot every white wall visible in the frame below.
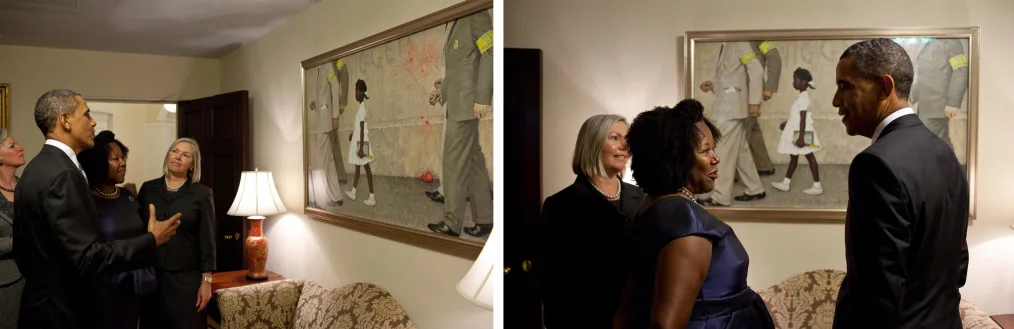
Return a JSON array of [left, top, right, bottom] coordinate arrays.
[[87, 102, 176, 186], [0, 45, 218, 163], [219, 0, 494, 328], [506, 0, 1014, 315]]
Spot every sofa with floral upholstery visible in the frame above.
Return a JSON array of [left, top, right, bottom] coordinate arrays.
[[756, 269, 1000, 329], [215, 279, 418, 329]]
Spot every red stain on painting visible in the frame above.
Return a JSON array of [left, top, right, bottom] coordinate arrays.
[[403, 41, 441, 81]]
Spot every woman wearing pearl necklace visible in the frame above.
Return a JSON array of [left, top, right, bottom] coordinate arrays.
[[615, 99, 773, 329], [541, 114, 644, 328], [0, 128, 26, 329], [136, 138, 216, 329], [77, 130, 155, 329]]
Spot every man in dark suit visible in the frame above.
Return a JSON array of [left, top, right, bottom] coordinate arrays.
[[831, 39, 969, 329], [13, 89, 181, 329]]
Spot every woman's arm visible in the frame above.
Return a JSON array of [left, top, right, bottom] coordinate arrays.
[[198, 188, 217, 273], [649, 236, 712, 329], [613, 272, 636, 329], [799, 111, 807, 132]]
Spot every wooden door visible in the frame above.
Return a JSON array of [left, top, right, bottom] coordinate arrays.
[[177, 90, 251, 273], [505, 48, 544, 329]]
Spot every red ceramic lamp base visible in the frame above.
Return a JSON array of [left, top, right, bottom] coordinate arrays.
[[245, 217, 269, 281]]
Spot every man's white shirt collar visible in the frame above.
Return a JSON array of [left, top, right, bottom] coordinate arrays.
[[45, 139, 83, 170], [871, 107, 915, 144]]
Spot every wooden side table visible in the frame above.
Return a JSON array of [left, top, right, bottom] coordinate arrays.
[[207, 270, 286, 329], [992, 314, 1014, 329]]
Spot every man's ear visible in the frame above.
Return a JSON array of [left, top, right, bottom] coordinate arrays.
[[878, 75, 896, 101], [57, 112, 70, 130]]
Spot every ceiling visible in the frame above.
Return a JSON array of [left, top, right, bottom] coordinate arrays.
[[0, 0, 319, 58]]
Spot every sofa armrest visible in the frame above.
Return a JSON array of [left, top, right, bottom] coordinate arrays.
[[218, 279, 306, 329]]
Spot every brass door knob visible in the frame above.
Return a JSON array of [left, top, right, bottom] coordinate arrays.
[[234, 233, 240, 240], [224, 235, 232, 240], [504, 267, 511, 274], [521, 260, 532, 272]]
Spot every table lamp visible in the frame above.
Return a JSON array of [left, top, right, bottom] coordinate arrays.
[[456, 227, 498, 311], [227, 168, 287, 280]]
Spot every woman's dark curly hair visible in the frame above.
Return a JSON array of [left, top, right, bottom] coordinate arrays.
[[77, 130, 129, 188], [626, 99, 721, 195]]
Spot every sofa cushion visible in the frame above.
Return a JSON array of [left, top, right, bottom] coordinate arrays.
[[294, 281, 417, 329], [218, 279, 306, 329], [757, 269, 845, 329]]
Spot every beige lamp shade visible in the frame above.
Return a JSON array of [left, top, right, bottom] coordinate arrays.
[[456, 227, 497, 311], [227, 169, 287, 219]]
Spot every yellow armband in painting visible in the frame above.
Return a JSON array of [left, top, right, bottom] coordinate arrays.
[[476, 30, 493, 55], [336, 59, 345, 71], [758, 41, 775, 54], [327, 72, 334, 83], [740, 52, 756, 65], [948, 54, 968, 70]]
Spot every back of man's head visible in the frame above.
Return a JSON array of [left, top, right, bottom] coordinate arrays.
[[840, 38, 914, 99], [35, 89, 80, 136]]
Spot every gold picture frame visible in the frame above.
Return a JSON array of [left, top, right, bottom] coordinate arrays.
[[0, 84, 10, 129], [684, 27, 979, 222], [300, 0, 494, 259]]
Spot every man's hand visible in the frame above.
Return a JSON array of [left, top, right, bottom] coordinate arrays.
[[748, 104, 761, 117], [332, 118, 339, 131], [763, 90, 773, 101], [196, 278, 212, 311], [473, 103, 491, 120], [309, 101, 316, 112], [429, 90, 441, 106], [434, 78, 443, 90], [338, 105, 346, 115], [349, 132, 353, 142], [700, 80, 714, 93], [945, 106, 960, 118], [147, 204, 181, 245]]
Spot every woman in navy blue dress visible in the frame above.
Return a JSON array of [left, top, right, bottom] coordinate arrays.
[[615, 100, 774, 329], [78, 131, 155, 329]]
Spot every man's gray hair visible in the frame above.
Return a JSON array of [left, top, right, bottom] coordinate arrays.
[[34, 89, 81, 135], [840, 38, 914, 99], [572, 114, 628, 180]]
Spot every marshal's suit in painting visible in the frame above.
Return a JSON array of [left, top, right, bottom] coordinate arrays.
[[707, 41, 766, 205], [912, 39, 969, 149], [14, 143, 158, 329], [833, 113, 969, 329], [431, 10, 494, 235]]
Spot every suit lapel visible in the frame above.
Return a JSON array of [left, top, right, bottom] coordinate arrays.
[[618, 183, 643, 220]]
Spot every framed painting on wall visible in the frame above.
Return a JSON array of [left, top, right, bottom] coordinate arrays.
[[0, 83, 9, 129], [301, 0, 494, 259], [684, 27, 979, 222]]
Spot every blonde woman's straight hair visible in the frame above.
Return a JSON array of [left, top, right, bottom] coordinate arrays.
[[572, 114, 627, 180], [163, 137, 202, 183]]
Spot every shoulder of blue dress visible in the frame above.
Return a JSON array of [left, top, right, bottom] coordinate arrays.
[[668, 197, 729, 232]]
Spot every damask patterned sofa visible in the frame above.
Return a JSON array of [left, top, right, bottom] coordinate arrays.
[[756, 269, 1000, 329], [216, 279, 418, 329]]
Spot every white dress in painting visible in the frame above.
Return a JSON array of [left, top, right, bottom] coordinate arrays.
[[348, 101, 376, 165], [777, 90, 822, 155]]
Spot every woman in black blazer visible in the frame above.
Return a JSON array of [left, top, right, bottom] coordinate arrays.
[[540, 114, 644, 329], [138, 138, 216, 329]]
